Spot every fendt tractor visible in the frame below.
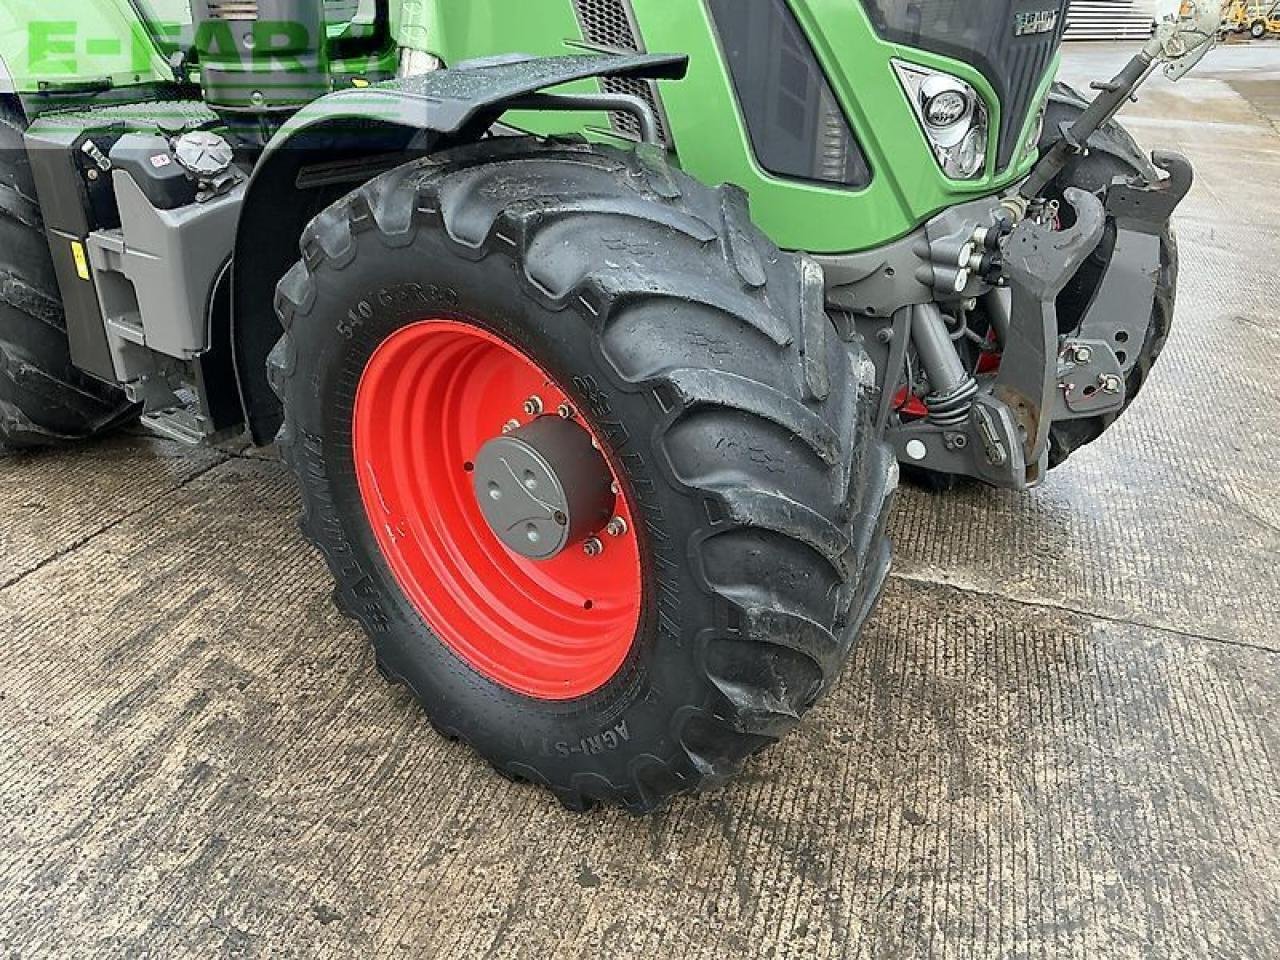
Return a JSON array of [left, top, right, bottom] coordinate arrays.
[[0, 0, 1217, 811]]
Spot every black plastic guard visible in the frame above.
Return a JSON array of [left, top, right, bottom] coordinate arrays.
[[232, 53, 689, 444]]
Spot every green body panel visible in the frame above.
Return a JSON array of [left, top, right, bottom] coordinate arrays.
[[415, 0, 1058, 253], [2, 0, 1058, 255]]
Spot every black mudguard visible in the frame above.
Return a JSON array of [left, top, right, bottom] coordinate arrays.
[[231, 53, 688, 444]]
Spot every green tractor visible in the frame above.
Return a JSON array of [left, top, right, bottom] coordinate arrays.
[[0, 0, 1218, 810]]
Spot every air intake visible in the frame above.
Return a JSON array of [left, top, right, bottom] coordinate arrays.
[[193, 0, 328, 141], [571, 0, 669, 144]]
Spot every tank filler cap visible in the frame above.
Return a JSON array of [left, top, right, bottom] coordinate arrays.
[[173, 131, 235, 179]]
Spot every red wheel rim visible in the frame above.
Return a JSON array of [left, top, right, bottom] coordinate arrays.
[[352, 319, 642, 700]]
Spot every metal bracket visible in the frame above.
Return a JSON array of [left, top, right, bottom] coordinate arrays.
[[873, 307, 914, 434], [1073, 151, 1191, 375], [1107, 150, 1194, 234], [997, 187, 1107, 483], [506, 92, 663, 146], [1053, 339, 1126, 419], [889, 393, 1027, 488]]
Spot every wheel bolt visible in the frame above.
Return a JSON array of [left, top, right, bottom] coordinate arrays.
[[557, 403, 575, 420], [502, 419, 520, 434], [606, 516, 628, 537], [523, 396, 544, 416], [583, 536, 604, 557]]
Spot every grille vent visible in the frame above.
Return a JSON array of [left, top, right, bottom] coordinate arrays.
[[994, 22, 1067, 167], [576, 0, 643, 49], [1064, 0, 1160, 40], [205, 1, 259, 20], [571, 0, 669, 144]]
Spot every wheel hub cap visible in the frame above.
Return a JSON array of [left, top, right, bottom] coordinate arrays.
[[473, 417, 616, 561]]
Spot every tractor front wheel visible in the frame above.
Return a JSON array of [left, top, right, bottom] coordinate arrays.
[[269, 139, 896, 812]]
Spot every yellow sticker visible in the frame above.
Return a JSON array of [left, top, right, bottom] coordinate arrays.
[[71, 241, 90, 281], [350, 77, 370, 88]]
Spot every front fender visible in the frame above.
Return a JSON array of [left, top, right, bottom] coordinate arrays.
[[231, 52, 688, 443]]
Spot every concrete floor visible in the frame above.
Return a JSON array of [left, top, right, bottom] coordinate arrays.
[[2, 43, 1279, 960]]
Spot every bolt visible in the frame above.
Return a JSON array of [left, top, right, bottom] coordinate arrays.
[[502, 419, 520, 434], [876, 327, 894, 344], [583, 537, 604, 557], [1072, 345, 1093, 364], [86, 169, 99, 182], [557, 403, 576, 420], [522, 395, 544, 416], [610, 481, 620, 495], [1100, 374, 1123, 395], [905, 439, 928, 462], [606, 516, 628, 538]]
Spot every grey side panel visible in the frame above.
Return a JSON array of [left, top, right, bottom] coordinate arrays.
[[86, 170, 243, 382]]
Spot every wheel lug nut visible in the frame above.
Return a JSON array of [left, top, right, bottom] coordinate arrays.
[[502, 419, 520, 434], [523, 396, 544, 416], [583, 536, 604, 557], [606, 517, 628, 537], [557, 403, 575, 420]]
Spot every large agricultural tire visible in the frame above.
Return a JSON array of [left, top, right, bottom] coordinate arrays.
[[1040, 81, 1178, 468], [269, 138, 896, 813], [0, 104, 137, 450]]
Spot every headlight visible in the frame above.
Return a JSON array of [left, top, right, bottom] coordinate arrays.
[[923, 88, 970, 129], [893, 62, 989, 180]]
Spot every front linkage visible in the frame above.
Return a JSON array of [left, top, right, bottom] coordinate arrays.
[[822, 6, 1212, 489], [832, 147, 1191, 490]]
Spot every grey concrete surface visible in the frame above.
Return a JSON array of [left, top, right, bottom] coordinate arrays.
[[2, 43, 1280, 960]]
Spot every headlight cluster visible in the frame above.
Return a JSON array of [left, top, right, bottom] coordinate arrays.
[[893, 62, 989, 180]]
